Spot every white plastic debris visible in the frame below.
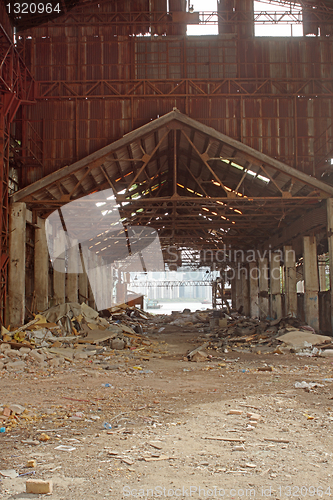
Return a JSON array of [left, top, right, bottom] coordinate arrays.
[[295, 381, 324, 389], [54, 445, 76, 452]]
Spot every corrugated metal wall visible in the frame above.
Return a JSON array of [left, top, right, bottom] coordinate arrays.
[[16, 19, 333, 186]]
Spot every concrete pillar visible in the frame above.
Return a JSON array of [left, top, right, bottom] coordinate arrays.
[[258, 257, 269, 319], [241, 265, 250, 316], [327, 198, 333, 333], [53, 230, 66, 305], [235, 263, 242, 311], [9, 202, 26, 325], [66, 240, 78, 303], [231, 275, 236, 310], [284, 245, 297, 316], [34, 217, 49, 312], [318, 255, 327, 292], [270, 251, 282, 319], [249, 261, 259, 318], [303, 235, 319, 331]]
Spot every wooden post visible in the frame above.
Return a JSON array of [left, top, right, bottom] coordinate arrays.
[[9, 202, 26, 325], [303, 235, 319, 332]]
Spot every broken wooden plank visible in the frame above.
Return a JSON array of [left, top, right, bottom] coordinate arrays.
[[203, 436, 245, 442], [149, 442, 163, 450], [187, 342, 209, 360], [144, 455, 171, 462], [263, 437, 290, 444]]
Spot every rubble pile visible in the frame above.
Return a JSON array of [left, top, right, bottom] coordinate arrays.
[[156, 308, 333, 361], [209, 314, 333, 355], [0, 302, 155, 373], [0, 403, 32, 432]]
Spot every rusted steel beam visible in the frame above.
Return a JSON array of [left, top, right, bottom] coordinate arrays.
[[37, 78, 333, 99], [123, 130, 169, 196], [29, 8, 333, 28], [0, 24, 36, 107]]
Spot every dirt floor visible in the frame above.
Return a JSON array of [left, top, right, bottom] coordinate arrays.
[[1, 326, 333, 499]]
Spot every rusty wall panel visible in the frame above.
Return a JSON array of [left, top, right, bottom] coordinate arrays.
[[18, 32, 333, 184], [23, 93, 333, 181], [218, 0, 253, 37], [151, 0, 168, 35], [169, 0, 186, 36]]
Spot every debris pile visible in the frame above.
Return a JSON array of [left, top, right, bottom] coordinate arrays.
[[211, 314, 333, 355], [0, 302, 155, 372], [0, 403, 31, 432], [166, 310, 333, 361]]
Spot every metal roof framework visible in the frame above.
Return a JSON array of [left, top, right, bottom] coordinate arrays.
[[4, 0, 333, 31], [12, 109, 333, 254]]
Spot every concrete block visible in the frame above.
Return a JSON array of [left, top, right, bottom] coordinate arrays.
[[29, 350, 46, 363], [20, 347, 32, 354], [9, 404, 25, 414], [26, 479, 53, 494], [6, 361, 26, 371], [0, 343, 11, 352], [228, 409, 243, 415], [73, 352, 89, 360], [322, 349, 333, 357], [190, 351, 207, 362], [6, 349, 22, 358], [111, 339, 125, 350], [48, 358, 60, 368]]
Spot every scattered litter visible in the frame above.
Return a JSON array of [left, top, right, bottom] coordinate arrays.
[[203, 436, 245, 442], [263, 437, 290, 444], [144, 455, 171, 462], [39, 433, 50, 442], [295, 381, 324, 389], [0, 469, 18, 479], [232, 445, 245, 451], [54, 445, 76, 452]]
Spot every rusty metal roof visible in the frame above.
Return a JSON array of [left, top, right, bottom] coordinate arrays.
[[12, 109, 333, 251]]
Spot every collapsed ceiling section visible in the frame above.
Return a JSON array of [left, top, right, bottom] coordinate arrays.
[[12, 110, 333, 258]]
